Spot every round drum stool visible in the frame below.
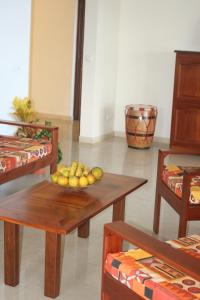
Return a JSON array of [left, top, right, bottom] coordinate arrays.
[[125, 104, 157, 149]]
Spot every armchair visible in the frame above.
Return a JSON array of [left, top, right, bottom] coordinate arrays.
[[101, 221, 200, 300], [153, 148, 200, 238]]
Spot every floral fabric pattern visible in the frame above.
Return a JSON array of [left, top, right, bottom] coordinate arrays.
[[0, 136, 52, 173], [162, 165, 200, 204], [105, 234, 200, 300]]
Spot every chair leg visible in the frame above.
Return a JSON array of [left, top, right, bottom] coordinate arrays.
[[153, 190, 161, 234], [50, 161, 57, 174], [101, 292, 110, 300], [178, 216, 188, 238]]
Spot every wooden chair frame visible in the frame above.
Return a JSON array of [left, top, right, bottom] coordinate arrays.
[[101, 221, 200, 300], [0, 119, 58, 185], [153, 148, 200, 238]]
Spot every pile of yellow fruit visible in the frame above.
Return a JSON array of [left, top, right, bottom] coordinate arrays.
[[51, 161, 104, 188]]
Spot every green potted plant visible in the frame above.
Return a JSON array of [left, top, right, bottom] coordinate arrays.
[[11, 96, 63, 165]]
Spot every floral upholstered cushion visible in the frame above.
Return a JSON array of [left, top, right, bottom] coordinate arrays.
[[162, 165, 200, 204], [0, 136, 52, 173], [105, 234, 200, 300]]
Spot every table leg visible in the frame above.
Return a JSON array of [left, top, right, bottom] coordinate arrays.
[[45, 232, 61, 298], [4, 221, 20, 286], [112, 197, 125, 221], [78, 220, 90, 238]]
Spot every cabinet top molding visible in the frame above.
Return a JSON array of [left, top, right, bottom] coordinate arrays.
[[174, 50, 200, 54]]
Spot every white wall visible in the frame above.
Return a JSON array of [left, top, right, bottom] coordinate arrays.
[[0, 0, 31, 134], [115, 0, 200, 139], [81, 0, 200, 141], [80, 0, 120, 142]]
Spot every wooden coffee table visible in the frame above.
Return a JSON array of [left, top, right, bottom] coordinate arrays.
[[0, 173, 147, 298]]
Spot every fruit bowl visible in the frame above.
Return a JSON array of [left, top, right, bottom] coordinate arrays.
[[59, 185, 88, 192], [50, 161, 103, 189]]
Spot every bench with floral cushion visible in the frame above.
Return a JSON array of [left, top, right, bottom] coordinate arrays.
[[0, 119, 58, 184], [102, 222, 200, 300]]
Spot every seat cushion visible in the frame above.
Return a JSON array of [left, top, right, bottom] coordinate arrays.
[[162, 165, 200, 204], [105, 234, 200, 300], [0, 136, 52, 173]]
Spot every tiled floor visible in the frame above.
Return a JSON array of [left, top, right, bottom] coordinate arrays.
[[0, 121, 199, 299]]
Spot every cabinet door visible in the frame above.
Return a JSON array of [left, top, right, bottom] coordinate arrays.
[[170, 51, 200, 150]]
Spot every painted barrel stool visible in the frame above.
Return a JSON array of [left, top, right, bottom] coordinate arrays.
[[125, 104, 157, 149]]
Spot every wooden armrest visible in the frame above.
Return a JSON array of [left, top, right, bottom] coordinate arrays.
[[0, 119, 58, 131], [159, 148, 200, 157], [103, 221, 200, 281], [157, 149, 200, 179], [157, 149, 200, 178], [184, 168, 200, 176]]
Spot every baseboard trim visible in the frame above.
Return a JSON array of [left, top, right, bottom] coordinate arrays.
[[153, 136, 170, 145], [36, 112, 72, 121], [79, 132, 114, 144], [79, 131, 170, 145], [114, 131, 126, 138], [114, 131, 169, 145]]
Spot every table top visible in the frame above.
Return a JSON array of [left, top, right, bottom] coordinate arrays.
[[0, 173, 147, 234]]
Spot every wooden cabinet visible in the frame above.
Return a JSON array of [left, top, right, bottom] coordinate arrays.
[[170, 50, 200, 150]]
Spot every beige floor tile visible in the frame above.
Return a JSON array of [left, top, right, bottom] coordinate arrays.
[[0, 120, 199, 299]]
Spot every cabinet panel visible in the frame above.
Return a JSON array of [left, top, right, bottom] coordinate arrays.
[[174, 109, 200, 146], [177, 64, 200, 99]]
